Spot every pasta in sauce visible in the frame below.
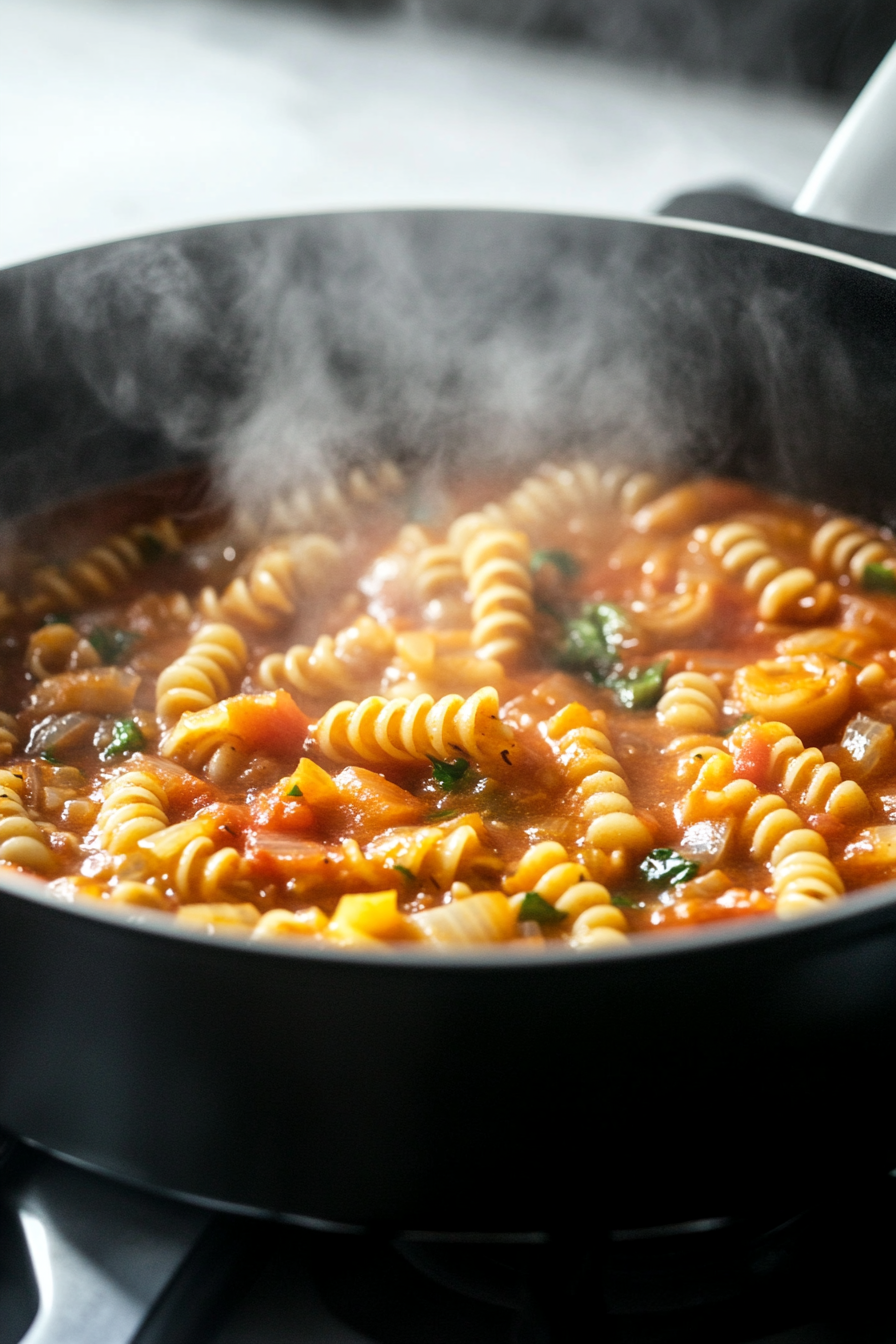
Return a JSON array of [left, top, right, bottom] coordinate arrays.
[[4, 460, 896, 952]]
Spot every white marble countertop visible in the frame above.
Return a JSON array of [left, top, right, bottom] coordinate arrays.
[[0, 0, 844, 269]]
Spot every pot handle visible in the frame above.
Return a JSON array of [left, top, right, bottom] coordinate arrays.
[[0, 1135, 211, 1344], [794, 40, 896, 231]]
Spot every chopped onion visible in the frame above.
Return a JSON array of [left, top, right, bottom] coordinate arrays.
[[26, 713, 98, 757], [845, 825, 896, 865], [679, 818, 734, 868], [840, 714, 895, 779]]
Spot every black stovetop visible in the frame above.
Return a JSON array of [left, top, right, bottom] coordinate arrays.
[[2, 1135, 896, 1343]]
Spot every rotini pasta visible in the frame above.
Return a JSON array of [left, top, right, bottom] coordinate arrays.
[[313, 686, 516, 771], [156, 623, 248, 725], [6, 462, 896, 948]]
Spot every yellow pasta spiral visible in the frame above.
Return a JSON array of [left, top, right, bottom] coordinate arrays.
[[543, 704, 652, 871], [266, 461, 405, 535], [156, 623, 248, 725], [502, 839, 627, 946], [141, 817, 247, 904], [0, 713, 20, 761], [25, 516, 180, 616], [502, 461, 660, 537], [413, 544, 464, 601], [199, 534, 343, 631], [697, 520, 837, 622], [461, 527, 534, 663], [367, 814, 501, 889], [656, 672, 723, 732], [811, 516, 896, 582], [259, 616, 395, 699], [729, 719, 871, 822], [95, 768, 170, 854], [739, 792, 844, 918], [313, 685, 516, 771], [26, 622, 102, 680], [0, 769, 54, 872], [678, 750, 760, 825], [634, 581, 715, 639]]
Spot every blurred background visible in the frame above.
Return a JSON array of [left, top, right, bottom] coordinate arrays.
[[2, 0, 895, 270]]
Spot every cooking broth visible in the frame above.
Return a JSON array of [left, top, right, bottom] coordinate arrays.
[[3, 460, 896, 949]]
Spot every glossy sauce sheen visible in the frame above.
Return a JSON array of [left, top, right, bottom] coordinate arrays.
[[2, 463, 896, 951]]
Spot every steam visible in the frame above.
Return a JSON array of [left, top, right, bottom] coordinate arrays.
[[1, 210, 893, 535]]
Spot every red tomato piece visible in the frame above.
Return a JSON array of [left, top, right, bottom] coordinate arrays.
[[224, 690, 310, 758], [249, 786, 315, 833], [732, 731, 772, 787]]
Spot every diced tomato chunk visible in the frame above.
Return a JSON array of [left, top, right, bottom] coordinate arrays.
[[223, 691, 310, 758], [249, 785, 315, 833], [333, 767, 425, 831], [732, 731, 772, 787]]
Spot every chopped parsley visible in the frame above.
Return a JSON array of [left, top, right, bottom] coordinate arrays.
[[518, 891, 567, 925], [559, 601, 633, 682], [639, 848, 699, 887], [41, 750, 60, 764], [863, 563, 896, 593], [722, 712, 753, 736], [88, 625, 140, 666], [393, 864, 416, 881], [424, 808, 457, 823], [607, 660, 667, 711], [135, 531, 166, 563], [428, 756, 470, 791], [100, 718, 146, 760], [531, 548, 581, 579], [286, 784, 303, 797]]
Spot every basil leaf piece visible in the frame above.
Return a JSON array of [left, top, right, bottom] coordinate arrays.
[[427, 756, 470, 791], [88, 625, 140, 666], [286, 784, 303, 797], [639, 848, 699, 887], [100, 718, 146, 760], [531, 548, 581, 579], [393, 864, 416, 881], [607, 660, 667, 710], [518, 891, 567, 925], [863, 563, 896, 593], [558, 601, 633, 681]]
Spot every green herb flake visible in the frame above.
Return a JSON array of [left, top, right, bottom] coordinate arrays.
[[88, 625, 140, 666], [135, 532, 166, 563], [41, 750, 60, 764], [424, 809, 457, 823], [100, 718, 146, 760], [427, 756, 470, 791], [531, 548, 581, 579], [610, 891, 639, 909], [518, 891, 567, 925], [721, 712, 753, 737], [286, 784, 303, 797], [608, 660, 667, 710], [639, 848, 699, 887], [393, 864, 417, 882], [558, 601, 635, 682], [863, 563, 896, 593]]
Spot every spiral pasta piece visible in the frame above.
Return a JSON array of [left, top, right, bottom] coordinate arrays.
[[24, 516, 180, 617], [502, 838, 626, 938], [413, 545, 464, 601], [313, 686, 516, 771], [501, 461, 660, 539], [656, 672, 723, 733], [266, 461, 405, 536], [0, 713, 20, 761], [461, 527, 534, 664], [697, 521, 837, 623], [26, 623, 102, 680], [141, 817, 247, 904], [635, 582, 715, 639], [0, 769, 54, 872], [95, 768, 170, 854], [259, 616, 395, 699], [811, 516, 896, 582], [729, 719, 871, 823], [367, 815, 500, 889], [542, 704, 652, 872], [739, 792, 843, 918], [199, 534, 343, 631], [156, 623, 248, 725]]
